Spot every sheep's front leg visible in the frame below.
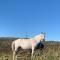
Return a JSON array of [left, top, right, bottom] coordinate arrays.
[[31, 47, 35, 60], [32, 47, 35, 57]]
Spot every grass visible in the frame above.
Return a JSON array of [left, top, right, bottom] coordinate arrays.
[[0, 38, 60, 60]]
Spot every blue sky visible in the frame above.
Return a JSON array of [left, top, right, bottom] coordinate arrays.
[[0, 0, 60, 41]]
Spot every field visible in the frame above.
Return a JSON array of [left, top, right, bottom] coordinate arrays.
[[0, 37, 60, 60]]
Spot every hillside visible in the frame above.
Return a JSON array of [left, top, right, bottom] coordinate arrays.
[[0, 37, 60, 53], [0, 37, 60, 60]]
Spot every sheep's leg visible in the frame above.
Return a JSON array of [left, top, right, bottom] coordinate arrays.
[[30, 49, 32, 56], [16, 55, 17, 60], [32, 47, 35, 56], [13, 51, 15, 60], [30, 47, 34, 60]]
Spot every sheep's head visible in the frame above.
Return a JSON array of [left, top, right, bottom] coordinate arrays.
[[35, 34, 45, 42]]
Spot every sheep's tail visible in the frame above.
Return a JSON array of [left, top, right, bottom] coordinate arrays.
[[11, 41, 15, 52]]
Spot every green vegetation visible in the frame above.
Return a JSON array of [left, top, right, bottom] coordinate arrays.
[[0, 37, 60, 60]]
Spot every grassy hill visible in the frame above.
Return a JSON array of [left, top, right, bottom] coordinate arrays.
[[0, 37, 60, 60]]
